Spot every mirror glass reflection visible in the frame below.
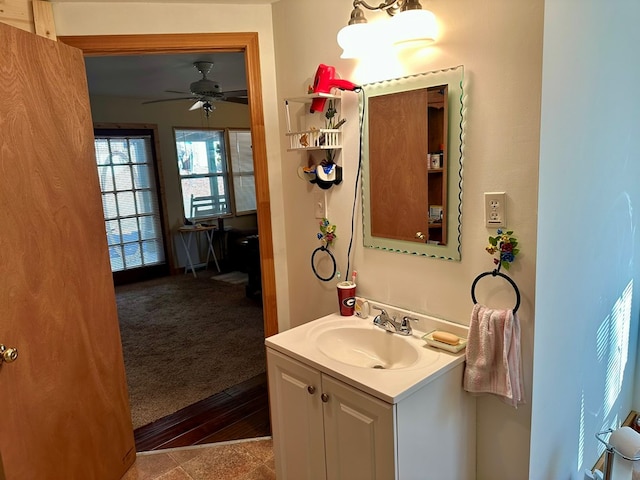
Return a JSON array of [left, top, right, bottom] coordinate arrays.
[[360, 65, 464, 260]]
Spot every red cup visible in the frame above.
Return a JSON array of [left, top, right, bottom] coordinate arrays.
[[337, 281, 356, 316]]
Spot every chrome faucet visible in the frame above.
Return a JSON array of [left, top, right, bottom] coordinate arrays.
[[372, 307, 417, 336]]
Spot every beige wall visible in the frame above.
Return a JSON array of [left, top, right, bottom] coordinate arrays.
[[272, 1, 542, 478]]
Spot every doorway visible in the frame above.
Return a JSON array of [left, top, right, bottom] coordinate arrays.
[[58, 32, 277, 337], [59, 33, 278, 447]]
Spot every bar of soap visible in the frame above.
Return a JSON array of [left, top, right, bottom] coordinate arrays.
[[432, 331, 461, 345]]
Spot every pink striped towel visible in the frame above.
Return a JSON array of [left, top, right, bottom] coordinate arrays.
[[463, 303, 524, 407]]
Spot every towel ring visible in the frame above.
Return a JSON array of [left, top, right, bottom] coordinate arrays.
[[311, 246, 337, 282], [470, 269, 521, 313]]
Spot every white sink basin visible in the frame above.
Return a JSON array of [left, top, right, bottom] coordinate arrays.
[[266, 312, 467, 404], [316, 327, 420, 369]]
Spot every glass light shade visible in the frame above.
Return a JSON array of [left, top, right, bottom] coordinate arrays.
[[337, 23, 372, 59], [389, 9, 438, 46]]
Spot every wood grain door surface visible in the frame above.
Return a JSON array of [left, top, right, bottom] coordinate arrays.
[[0, 22, 135, 480], [368, 88, 429, 243]]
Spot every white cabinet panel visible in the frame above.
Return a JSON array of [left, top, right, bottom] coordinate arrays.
[[322, 375, 395, 480], [268, 349, 326, 480]]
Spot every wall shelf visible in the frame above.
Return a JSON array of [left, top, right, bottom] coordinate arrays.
[[286, 129, 341, 151], [284, 93, 342, 153]]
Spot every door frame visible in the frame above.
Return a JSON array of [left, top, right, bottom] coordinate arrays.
[[59, 32, 278, 338]]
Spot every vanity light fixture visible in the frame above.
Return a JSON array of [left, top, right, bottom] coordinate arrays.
[[337, 0, 437, 58]]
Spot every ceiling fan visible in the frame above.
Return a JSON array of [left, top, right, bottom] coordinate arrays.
[[142, 61, 248, 117]]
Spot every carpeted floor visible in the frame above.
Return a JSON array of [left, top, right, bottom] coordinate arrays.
[[115, 272, 265, 429]]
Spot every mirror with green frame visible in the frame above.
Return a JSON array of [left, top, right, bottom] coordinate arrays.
[[360, 65, 464, 260]]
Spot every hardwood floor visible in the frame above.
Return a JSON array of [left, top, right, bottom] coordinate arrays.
[[134, 372, 271, 452]]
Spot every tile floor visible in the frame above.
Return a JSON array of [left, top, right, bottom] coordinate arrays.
[[122, 437, 275, 480]]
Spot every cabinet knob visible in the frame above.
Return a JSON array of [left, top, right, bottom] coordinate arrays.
[[307, 385, 316, 395], [321, 393, 329, 403]]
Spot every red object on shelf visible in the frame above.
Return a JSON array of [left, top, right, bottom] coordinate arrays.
[[310, 64, 358, 113]]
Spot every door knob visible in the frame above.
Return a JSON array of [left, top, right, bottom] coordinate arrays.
[[321, 393, 329, 403], [0, 345, 18, 364], [307, 385, 316, 395]]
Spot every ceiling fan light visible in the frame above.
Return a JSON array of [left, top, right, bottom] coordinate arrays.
[[389, 8, 438, 46]]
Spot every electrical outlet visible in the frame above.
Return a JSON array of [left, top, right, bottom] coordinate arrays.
[[484, 192, 506, 227], [314, 192, 326, 219]]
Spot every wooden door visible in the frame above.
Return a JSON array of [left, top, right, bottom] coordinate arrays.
[[267, 349, 326, 480], [322, 375, 395, 480], [368, 88, 429, 243], [0, 22, 135, 480]]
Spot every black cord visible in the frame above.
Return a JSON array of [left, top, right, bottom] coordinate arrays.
[[311, 246, 337, 282], [344, 87, 366, 280]]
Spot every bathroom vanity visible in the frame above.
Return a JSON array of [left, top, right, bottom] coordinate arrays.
[[266, 307, 476, 479]]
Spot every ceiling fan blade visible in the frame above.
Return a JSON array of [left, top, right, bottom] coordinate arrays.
[[222, 89, 248, 97], [142, 97, 195, 105], [222, 97, 249, 105], [189, 100, 204, 111], [165, 89, 192, 95]]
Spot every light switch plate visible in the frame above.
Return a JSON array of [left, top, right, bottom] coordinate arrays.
[[314, 191, 326, 219], [484, 192, 506, 227]]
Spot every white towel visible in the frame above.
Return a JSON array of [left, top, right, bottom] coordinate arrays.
[[463, 303, 524, 407]]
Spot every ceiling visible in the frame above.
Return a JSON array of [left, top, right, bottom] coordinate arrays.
[[83, 52, 247, 102]]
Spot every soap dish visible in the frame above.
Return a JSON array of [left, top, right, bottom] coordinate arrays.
[[422, 331, 467, 353]]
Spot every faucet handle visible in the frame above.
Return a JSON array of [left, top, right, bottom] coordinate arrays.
[[371, 306, 389, 326], [401, 316, 418, 326], [400, 316, 419, 334]]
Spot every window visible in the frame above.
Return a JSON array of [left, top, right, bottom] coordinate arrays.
[[228, 129, 257, 214], [175, 128, 231, 220], [94, 133, 166, 273], [175, 128, 257, 220]]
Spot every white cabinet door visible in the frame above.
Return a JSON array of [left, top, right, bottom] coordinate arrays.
[[322, 375, 396, 480], [267, 349, 327, 480]]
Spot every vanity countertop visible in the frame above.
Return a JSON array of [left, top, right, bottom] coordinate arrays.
[[266, 308, 468, 404]]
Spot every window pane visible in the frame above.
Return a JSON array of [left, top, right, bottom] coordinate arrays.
[[181, 177, 229, 218], [123, 242, 142, 268], [139, 215, 159, 241], [109, 246, 124, 271], [117, 191, 136, 217], [98, 166, 113, 191], [175, 129, 232, 219], [102, 193, 118, 219], [128, 138, 149, 164], [136, 190, 155, 215], [120, 217, 140, 242], [175, 129, 226, 175], [95, 139, 111, 165], [141, 240, 162, 264], [229, 130, 257, 214], [133, 165, 151, 189], [113, 165, 133, 190], [106, 220, 121, 245], [234, 174, 257, 213]]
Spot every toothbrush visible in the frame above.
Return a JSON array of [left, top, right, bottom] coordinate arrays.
[[351, 270, 357, 285]]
